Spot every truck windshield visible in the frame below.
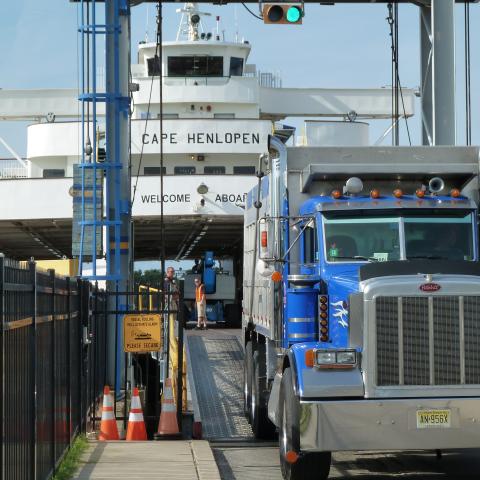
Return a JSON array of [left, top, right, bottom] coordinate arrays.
[[324, 217, 401, 262], [323, 210, 475, 262], [405, 214, 474, 260]]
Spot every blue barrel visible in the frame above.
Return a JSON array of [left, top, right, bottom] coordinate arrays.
[[285, 287, 318, 344]]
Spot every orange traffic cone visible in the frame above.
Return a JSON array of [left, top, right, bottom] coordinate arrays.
[[155, 378, 181, 439], [126, 387, 148, 441], [98, 386, 119, 441]]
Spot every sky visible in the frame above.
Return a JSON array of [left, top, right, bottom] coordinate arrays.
[[0, 1, 479, 270]]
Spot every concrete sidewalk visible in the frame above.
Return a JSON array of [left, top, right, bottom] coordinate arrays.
[[72, 440, 222, 479]]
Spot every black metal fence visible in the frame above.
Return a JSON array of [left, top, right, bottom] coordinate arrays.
[[0, 257, 104, 480]]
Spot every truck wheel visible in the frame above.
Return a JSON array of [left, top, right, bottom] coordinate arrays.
[[244, 342, 253, 423], [279, 367, 331, 480], [251, 352, 276, 439]]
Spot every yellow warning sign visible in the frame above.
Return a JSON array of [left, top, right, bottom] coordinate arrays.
[[123, 314, 162, 353]]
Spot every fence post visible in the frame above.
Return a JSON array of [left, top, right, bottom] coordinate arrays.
[[49, 269, 56, 476], [30, 261, 37, 480], [77, 279, 85, 433], [0, 254, 5, 480], [66, 277, 72, 447], [92, 282, 98, 432]]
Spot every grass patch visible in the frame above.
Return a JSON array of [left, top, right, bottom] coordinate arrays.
[[52, 435, 89, 480]]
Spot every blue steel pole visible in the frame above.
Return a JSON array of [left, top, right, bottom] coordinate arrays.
[[105, 0, 131, 391], [92, 0, 97, 276], [79, 0, 86, 275]]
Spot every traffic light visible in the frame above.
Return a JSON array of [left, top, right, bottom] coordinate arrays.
[[262, 4, 303, 25]]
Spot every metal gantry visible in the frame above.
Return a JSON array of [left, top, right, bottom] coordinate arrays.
[[78, 0, 132, 388], [78, 0, 131, 282]]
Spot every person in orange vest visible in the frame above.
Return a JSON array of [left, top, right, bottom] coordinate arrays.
[[194, 277, 207, 330]]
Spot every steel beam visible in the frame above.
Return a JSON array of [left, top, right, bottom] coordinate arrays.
[[432, 0, 456, 145], [420, 1, 456, 146], [420, 6, 433, 145]]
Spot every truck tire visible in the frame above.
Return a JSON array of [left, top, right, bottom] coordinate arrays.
[[244, 342, 253, 423], [251, 351, 276, 439], [279, 367, 331, 480]]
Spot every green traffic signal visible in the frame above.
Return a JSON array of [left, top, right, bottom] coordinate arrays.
[[263, 4, 303, 25], [286, 6, 302, 23]]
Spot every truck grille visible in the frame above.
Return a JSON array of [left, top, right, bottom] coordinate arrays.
[[376, 296, 480, 386]]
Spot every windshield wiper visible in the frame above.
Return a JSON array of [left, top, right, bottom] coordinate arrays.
[[407, 255, 443, 260], [331, 256, 379, 262]]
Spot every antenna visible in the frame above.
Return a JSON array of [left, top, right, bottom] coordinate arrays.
[[234, 4, 238, 43], [175, 2, 211, 41], [145, 5, 149, 42]]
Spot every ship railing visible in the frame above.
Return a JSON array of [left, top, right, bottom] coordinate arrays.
[[0, 158, 29, 179]]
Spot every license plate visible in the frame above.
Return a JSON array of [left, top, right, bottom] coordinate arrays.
[[416, 409, 451, 429]]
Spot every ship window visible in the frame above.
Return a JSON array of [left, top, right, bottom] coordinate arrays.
[[174, 166, 196, 175], [168, 56, 223, 77], [233, 166, 255, 175], [204, 166, 225, 175], [229, 57, 244, 76], [43, 169, 65, 178], [144, 167, 166, 175], [147, 56, 161, 77]]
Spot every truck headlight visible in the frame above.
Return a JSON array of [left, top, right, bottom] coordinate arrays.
[[316, 351, 336, 365], [336, 350, 356, 365], [312, 349, 357, 369]]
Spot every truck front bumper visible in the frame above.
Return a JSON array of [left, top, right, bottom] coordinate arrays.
[[300, 397, 480, 452]]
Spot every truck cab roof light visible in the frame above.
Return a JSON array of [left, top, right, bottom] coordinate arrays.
[[415, 189, 425, 198], [370, 189, 380, 199], [393, 189, 403, 198], [331, 189, 342, 199], [451, 188, 461, 198]]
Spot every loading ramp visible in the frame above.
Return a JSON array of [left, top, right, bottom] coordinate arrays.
[[186, 329, 254, 441]]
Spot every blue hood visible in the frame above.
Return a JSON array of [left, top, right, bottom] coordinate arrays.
[[322, 263, 361, 348]]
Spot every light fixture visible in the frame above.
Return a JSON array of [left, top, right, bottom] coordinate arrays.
[[197, 183, 208, 195]]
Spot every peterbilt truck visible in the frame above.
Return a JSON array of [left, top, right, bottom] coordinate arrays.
[[243, 136, 480, 480]]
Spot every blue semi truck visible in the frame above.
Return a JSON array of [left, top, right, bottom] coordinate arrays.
[[243, 136, 480, 480]]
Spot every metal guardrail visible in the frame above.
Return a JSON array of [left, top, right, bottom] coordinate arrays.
[[0, 159, 29, 179], [0, 257, 105, 480]]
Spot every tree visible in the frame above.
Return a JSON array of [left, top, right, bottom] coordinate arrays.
[[134, 269, 163, 287]]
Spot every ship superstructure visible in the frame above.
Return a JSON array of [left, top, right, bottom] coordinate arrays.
[[0, 3, 414, 262]]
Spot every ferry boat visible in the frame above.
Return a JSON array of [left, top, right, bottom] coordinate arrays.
[[0, 2, 414, 266]]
